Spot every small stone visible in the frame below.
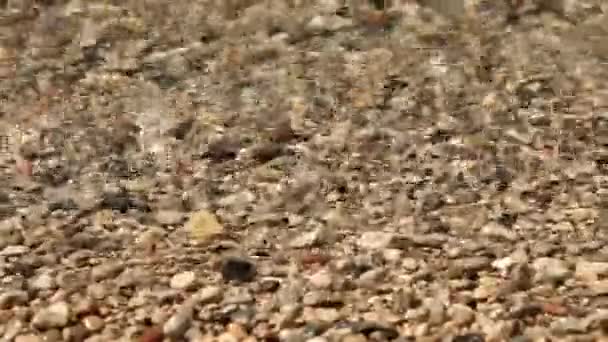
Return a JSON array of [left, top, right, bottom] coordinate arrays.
[[307, 338, 328, 342], [588, 280, 608, 295], [289, 227, 333, 248], [91, 262, 124, 281], [307, 15, 327, 33], [226, 323, 248, 340], [0, 245, 29, 256], [532, 258, 571, 283], [357, 232, 395, 250], [424, 299, 445, 326], [41, 329, 62, 342], [449, 304, 475, 326], [351, 322, 398, 340], [308, 269, 333, 289], [480, 222, 517, 241], [217, 332, 239, 342], [82, 315, 104, 332], [448, 257, 492, 277], [139, 326, 164, 342], [86, 283, 107, 300], [221, 256, 256, 283], [452, 333, 485, 342], [377, 249, 400, 264], [357, 269, 385, 288], [550, 317, 588, 335], [575, 261, 608, 282], [170, 271, 197, 290], [194, 286, 223, 304], [277, 304, 302, 328], [340, 334, 367, 342], [0, 290, 28, 309], [28, 273, 56, 291], [14, 334, 43, 342], [163, 304, 193, 338], [154, 209, 185, 226], [61, 324, 88, 341], [32, 301, 71, 329]]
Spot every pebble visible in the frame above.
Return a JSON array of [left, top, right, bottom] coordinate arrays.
[[532, 258, 571, 283], [82, 315, 104, 332], [480, 222, 517, 241], [139, 326, 164, 342], [154, 209, 185, 226], [357, 269, 385, 287], [588, 280, 608, 295], [32, 301, 71, 329], [0, 245, 29, 256], [382, 248, 403, 263], [221, 256, 257, 282], [449, 304, 475, 326], [14, 334, 43, 342], [448, 257, 492, 277], [163, 304, 193, 338], [424, 299, 445, 326], [357, 232, 395, 250], [306, 337, 328, 342], [452, 333, 485, 342], [340, 334, 368, 342], [28, 272, 56, 291], [61, 324, 88, 341], [289, 226, 333, 248], [170, 271, 197, 290], [194, 286, 223, 304], [226, 323, 248, 340], [91, 262, 124, 281], [41, 329, 62, 342], [575, 260, 608, 282], [0, 290, 28, 309], [308, 269, 333, 289], [86, 283, 107, 300]]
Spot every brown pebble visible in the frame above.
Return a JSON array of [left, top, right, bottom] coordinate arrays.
[[341, 334, 368, 342], [82, 315, 105, 332], [14, 334, 43, 342], [139, 326, 164, 342], [226, 322, 248, 340], [41, 329, 62, 342]]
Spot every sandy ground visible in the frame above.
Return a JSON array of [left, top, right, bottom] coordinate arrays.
[[1, 0, 608, 341]]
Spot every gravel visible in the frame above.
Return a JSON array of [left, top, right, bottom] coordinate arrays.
[[0, 0, 607, 340]]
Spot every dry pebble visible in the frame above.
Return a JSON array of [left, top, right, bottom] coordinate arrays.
[[32, 301, 70, 329], [170, 271, 197, 290]]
